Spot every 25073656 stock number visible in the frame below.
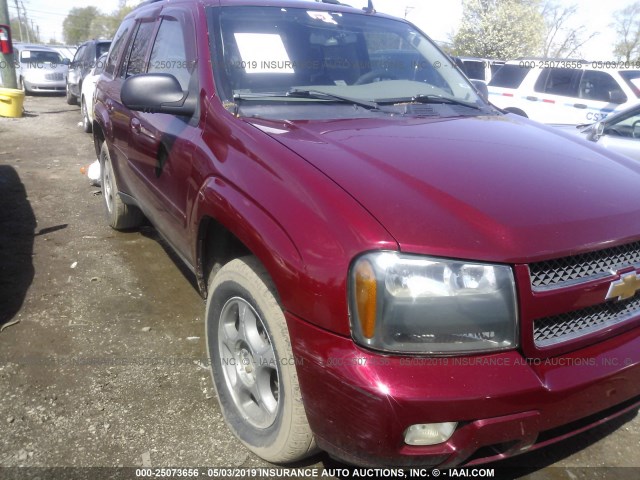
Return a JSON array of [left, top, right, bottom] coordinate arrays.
[[136, 468, 200, 477], [519, 60, 640, 69]]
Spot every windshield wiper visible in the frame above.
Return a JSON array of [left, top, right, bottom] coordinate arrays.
[[231, 90, 380, 113], [383, 94, 481, 110], [287, 89, 380, 110]]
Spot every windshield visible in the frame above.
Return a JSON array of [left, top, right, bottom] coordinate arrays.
[[208, 6, 485, 118], [20, 50, 64, 64]]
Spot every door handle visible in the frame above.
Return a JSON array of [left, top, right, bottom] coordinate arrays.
[[131, 118, 142, 134], [574, 103, 588, 109]]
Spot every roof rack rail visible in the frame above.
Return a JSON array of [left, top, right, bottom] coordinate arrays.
[[135, 0, 164, 9]]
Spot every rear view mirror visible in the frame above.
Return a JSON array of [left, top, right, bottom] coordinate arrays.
[[0, 25, 12, 55]]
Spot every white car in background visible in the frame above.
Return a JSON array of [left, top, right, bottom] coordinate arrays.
[[80, 53, 107, 133], [488, 60, 640, 125], [13, 45, 69, 94]]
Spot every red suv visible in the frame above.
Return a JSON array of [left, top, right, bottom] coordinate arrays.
[[93, 0, 640, 468]]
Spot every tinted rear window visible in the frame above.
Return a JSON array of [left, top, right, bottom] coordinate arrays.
[[620, 70, 640, 98], [488, 64, 530, 88], [462, 61, 486, 81], [97, 42, 112, 58]]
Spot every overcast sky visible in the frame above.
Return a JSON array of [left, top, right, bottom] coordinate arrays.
[[9, 0, 634, 60]]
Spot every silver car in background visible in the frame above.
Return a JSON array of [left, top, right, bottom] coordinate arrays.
[[14, 45, 69, 94], [577, 103, 640, 162]]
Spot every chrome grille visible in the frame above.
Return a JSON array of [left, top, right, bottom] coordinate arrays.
[[45, 73, 64, 81], [534, 296, 640, 347], [529, 241, 640, 290]]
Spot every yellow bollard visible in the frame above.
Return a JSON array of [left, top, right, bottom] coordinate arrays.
[[0, 87, 25, 118]]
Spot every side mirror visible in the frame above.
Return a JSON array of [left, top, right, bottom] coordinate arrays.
[[589, 121, 605, 141], [471, 79, 489, 103], [62, 58, 70, 66], [609, 90, 626, 104], [0, 24, 12, 55], [122, 73, 195, 117]]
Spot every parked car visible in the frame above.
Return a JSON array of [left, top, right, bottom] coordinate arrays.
[[13, 44, 68, 94], [488, 59, 640, 124], [66, 39, 111, 105], [94, 0, 640, 468], [557, 103, 640, 162], [80, 53, 108, 133], [458, 57, 504, 83]]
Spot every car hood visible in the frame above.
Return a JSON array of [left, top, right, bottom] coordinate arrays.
[[249, 114, 640, 263]]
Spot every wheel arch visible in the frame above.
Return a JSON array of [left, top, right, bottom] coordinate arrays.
[[193, 177, 303, 303]]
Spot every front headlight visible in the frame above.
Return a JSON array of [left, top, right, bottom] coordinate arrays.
[[349, 252, 518, 354]]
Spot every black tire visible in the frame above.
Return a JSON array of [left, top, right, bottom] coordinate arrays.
[[99, 142, 144, 230], [81, 96, 92, 133], [206, 257, 316, 463], [66, 84, 77, 105]]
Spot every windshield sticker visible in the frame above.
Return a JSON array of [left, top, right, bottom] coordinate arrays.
[[21, 51, 31, 59], [307, 11, 338, 24], [234, 33, 295, 75]]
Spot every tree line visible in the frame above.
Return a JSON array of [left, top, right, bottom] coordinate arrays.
[[17, 0, 640, 61], [451, 0, 640, 61], [61, 1, 132, 45]]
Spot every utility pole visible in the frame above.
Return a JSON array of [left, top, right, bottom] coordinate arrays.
[[20, 1, 29, 43], [13, 0, 22, 42], [0, 0, 18, 88]]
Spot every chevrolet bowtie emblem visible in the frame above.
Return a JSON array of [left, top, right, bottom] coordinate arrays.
[[606, 273, 640, 302]]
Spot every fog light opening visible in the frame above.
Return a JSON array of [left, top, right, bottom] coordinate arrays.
[[404, 422, 457, 446]]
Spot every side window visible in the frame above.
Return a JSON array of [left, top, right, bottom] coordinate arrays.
[[73, 45, 86, 65], [535, 68, 581, 97], [580, 71, 627, 103], [104, 18, 135, 77], [148, 18, 190, 89], [121, 21, 157, 78], [488, 64, 530, 88]]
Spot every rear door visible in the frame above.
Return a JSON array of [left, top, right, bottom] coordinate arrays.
[[530, 67, 583, 124]]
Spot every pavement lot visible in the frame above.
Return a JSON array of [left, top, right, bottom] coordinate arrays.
[[0, 95, 639, 479]]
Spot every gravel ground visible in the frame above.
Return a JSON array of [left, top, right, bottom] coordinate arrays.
[[0, 95, 638, 480]]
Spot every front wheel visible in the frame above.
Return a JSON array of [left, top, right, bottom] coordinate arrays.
[[66, 84, 77, 105], [206, 257, 316, 463]]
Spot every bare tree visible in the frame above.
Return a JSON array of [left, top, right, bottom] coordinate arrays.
[[611, 2, 640, 62], [541, 1, 598, 58]]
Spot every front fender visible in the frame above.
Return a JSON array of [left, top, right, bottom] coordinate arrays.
[[192, 176, 303, 306]]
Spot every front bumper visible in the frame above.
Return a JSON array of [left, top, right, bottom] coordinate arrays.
[[286, 312, 640, 467], [23, 77, 66, 93]]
